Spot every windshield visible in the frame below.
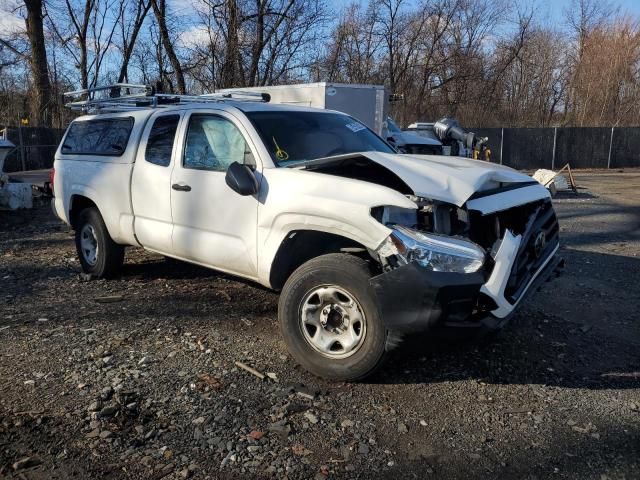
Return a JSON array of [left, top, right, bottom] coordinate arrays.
[[245, 110, 395, 166]]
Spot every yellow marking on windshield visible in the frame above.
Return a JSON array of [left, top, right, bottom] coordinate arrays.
[[272, 136, 289, 160]]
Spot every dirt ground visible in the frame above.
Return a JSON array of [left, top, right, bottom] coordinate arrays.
[[1, 170, 639, 480]]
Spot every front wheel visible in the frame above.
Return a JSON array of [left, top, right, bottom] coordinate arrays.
[[75, 207, 124, 278], [279, 254, 388, 381]]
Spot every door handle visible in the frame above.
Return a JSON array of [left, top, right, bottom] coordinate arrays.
[[172, 183, 191, 192]]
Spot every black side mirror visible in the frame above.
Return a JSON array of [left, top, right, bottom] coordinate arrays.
[[225, 161, 258, 196]]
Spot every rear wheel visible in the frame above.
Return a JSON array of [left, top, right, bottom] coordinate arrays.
[[75, 207, 124, 278], [279, 254, 388, 381]]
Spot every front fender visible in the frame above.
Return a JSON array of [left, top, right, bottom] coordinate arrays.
[[256, 168, 416, 286], [257, 213, 390, 288]]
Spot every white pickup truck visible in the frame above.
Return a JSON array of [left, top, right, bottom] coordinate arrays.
[[52, 86, 562, 381]]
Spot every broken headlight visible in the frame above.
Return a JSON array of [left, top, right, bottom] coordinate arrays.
[[378, 225, 485, 273]]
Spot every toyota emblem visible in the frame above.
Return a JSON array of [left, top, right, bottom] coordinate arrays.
[[533, 231, 546, 258]]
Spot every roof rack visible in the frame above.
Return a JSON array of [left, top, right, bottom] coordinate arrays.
[[63, 83, 271, 114]]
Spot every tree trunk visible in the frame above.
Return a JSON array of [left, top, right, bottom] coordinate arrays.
[[24, 0, 52, 126], [222, 0, 240, 88], [249, 0, 264, 85], [118, 1, 152, 83], [150, 0, 186, 93], [79, 44, 89, 90], [78, 0, 92, 90]]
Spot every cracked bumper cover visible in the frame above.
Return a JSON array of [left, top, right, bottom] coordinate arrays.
[[369, 231, 563, 334]]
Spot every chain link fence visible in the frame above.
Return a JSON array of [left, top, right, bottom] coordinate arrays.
[[472, 126, 640, 169], [1, 127, 65, 173]]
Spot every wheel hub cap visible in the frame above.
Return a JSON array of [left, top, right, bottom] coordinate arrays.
[[300, 286, 367, 359]]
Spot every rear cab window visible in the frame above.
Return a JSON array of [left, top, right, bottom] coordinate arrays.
[[61, 117, 134, 156], [145, 115, 180, 167]]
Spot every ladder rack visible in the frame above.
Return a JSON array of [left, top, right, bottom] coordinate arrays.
[[64, 83, 271, 114]]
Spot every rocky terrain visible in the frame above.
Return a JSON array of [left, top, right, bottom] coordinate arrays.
[[1, 171, 639, 479]]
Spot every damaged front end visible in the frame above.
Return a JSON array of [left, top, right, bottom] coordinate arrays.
[[369, 196, 563, 335]]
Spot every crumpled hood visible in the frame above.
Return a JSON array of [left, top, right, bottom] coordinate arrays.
[[358, 152, 538, 206]]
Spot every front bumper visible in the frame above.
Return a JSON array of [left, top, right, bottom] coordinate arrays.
[[370, 234, 563, 334]]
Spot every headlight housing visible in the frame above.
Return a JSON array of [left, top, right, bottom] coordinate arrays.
[[377, 225, 485, 273]]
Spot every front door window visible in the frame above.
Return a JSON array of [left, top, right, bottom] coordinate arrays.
[[183, 114, 248, 171]]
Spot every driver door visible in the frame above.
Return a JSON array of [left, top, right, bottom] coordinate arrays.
[[170, 111, 261, 279]]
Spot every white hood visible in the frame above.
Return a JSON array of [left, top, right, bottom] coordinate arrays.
[[356, 152, 547, 207]]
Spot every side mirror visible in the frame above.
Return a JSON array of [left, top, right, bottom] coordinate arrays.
[[225, 161, 258, 196]]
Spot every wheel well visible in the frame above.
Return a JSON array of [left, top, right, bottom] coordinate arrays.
[[69, 195, 97, 229], [269, 230, 374, 291]]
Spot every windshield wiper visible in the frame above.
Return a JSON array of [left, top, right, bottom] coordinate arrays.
[[280, 159, 311, 168], [284, 152, 368, 169]]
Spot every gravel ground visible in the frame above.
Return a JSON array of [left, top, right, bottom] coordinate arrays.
[[1, 171, 639, 479]]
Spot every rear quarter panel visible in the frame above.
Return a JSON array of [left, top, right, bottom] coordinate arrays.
[[54, 159, 137, 245], [53, 111, 150, 245]]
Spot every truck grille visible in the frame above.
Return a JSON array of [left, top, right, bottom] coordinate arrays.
[[504, 201, 559, 302], [469, 199, 559, 303]]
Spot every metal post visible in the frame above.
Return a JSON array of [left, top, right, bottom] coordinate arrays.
[[17, 125, 26, 172], [607, 126, 614, 169], [551, 127, 557, 170], [499, 128, 504, 165]]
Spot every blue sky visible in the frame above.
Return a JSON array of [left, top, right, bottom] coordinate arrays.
[[543, 0, 640, 21], [328, 0, 640, 25]]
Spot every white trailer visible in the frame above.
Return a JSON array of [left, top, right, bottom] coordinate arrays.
[[218, 82, 389, 136]]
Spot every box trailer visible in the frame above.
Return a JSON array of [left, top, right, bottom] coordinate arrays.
[[218, 82, 389, 136]]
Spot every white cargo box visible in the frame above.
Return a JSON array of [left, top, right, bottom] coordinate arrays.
[[218, 83, 389, 136]]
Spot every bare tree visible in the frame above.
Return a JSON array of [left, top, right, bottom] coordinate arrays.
[[149, 0, 186, 93], [566, 18, 640, 127], [0, 0, 639, 128], [62, 0, 93, 89], [47, 0, 124, 89], [186, 0, 324, 89], [24, 0, 52, 125], [563, 0, 614, 125], [117, 0, 152, 83]]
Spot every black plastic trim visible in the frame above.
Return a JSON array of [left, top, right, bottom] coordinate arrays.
[[369, 262, 485, 334], [467, 181, 539, 200], [369, 253, 564, 335]]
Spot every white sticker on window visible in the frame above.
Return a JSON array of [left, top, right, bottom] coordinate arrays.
[[345, 122, 366, 133]]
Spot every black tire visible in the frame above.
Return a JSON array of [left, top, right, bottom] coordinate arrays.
[[279, 253, 388, 382], [75, 207, 124, 278]]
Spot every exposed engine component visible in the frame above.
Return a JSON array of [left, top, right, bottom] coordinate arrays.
[[433, 118, 488, 158], [371, 200, 470, 238]]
